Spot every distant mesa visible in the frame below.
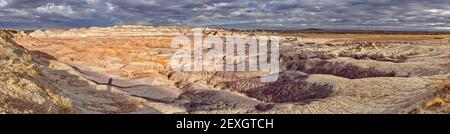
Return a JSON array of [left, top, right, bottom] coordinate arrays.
[[26, 25, 268, 38]]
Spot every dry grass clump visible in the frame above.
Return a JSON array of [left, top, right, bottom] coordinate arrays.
[[425, 97, 446, 109], [42, 87, 73, 114], [425, 76, 450, 109]]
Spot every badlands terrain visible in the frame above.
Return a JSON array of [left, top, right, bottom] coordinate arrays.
[[1, 25, 450, 114]]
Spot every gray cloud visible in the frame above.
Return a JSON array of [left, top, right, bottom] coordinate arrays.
[[0, 0, 449, 30]]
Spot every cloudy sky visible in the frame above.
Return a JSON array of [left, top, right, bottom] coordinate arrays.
[[0, 0, 449, 30]]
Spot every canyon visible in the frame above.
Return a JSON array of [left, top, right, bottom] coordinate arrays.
[[1, 26, 450, 114]]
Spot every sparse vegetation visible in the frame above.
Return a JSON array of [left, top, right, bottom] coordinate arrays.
[[42, 87, 73, 114], [106, 99, 140, 113], [425, 96, 446, 109], [1, 30, 74, 114], [426, 76, 450, 109]]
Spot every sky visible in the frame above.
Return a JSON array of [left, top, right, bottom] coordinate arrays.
[[0, 0, 449, 31]]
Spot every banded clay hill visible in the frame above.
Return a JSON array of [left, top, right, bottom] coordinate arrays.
[[2, 25, 450, 114]]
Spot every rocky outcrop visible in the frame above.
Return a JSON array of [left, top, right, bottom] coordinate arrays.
[[1, 30, 72, 113]]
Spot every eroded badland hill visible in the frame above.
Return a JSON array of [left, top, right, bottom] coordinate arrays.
[[2, 26, 450, 114]]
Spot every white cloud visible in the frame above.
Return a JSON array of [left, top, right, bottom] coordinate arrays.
[[425, 9, 450, 15], [425, 9, 439, 13], [215, 2, 230, 7], [196, 15, 209, 20], [106, 2, 115, 11], [0, 0, 7, 8], [36, 3, 75, 17], [434, 27, 450, 30], [85, 0, 102, 5]]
